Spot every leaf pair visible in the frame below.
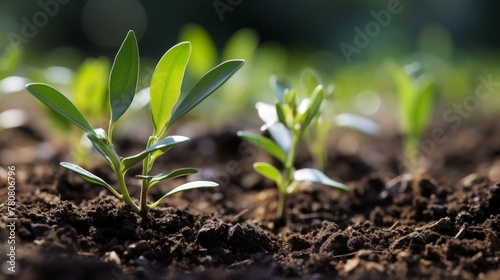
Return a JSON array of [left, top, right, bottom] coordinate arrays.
[[238, 73, 349, 219], [26, 30, 244, 215], [254, 162, 348, 193], [150, 41, 244, 137]]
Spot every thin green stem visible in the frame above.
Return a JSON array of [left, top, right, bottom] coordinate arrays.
[[277, 130, 301, 219], [116, 168, 140, 213], [276, 191, 287, 219], [139, 136, 157, 216], [403, 136, 419, 173]]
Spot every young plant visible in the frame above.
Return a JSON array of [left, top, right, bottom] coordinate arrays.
[[388, 61, 434, 172], [299, 69, 379, 171], [238, 80, 348, 219], [26, 31, 244, 216]]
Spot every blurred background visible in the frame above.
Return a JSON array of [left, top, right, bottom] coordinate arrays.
[[1, 0, 500, 163], [1, 1, 500, 58]]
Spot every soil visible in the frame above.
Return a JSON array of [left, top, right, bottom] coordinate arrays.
[[1, 119, 500, 280]]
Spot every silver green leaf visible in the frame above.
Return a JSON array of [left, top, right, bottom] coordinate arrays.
[[294, 168, 348, 191], [149, 181, 218, 209], [60, 162, 122, 198], [109, 31, 139, 124], [26, 83, 94, 134], [121, 136, 189, 170]]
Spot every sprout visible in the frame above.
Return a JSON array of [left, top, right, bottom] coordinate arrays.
[[388, 61, 434, 172], [26, 31, 244, 216], [238, 76, 348, 220]]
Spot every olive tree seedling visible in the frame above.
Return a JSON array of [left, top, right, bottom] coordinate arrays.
[[389, 61, 434, 172], [26, 31, 244, 216], [238, 79, 348, 219]]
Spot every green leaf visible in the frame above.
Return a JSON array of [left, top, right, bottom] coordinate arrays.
[[169, 59, 244, 127], [74, 57, 110, 121], [294, 168, 348, 191], [253, 162, 281, 184], [237, 131, 286, 163], [87, 128, 115, 167], [335, 113, 379, 135], [109, 31, 139, 124], [412, 78, 434, 139], [299, 85, 324, 132], [267, 123, 292, 156], [222, 28, 258, 61], [149, 181, 218, 209], [300, 68, 321, 94], [136, 167, 198, 187], [255, 102, 278, 128], [179, 24, 218, 80], [269, 76, 290, 104], [60, 162, 122, 198], [26, 83, 94, 133], [150, 42, 191, 136], [388, 60, 414, 134], [275, 102, 287, 127], [121, 135, 189, 170]]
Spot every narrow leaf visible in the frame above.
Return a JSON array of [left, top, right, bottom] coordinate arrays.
[[87, 129, 115, 166], [253, 162, 281, 184], [275, 102, 287, 127], [268, 123, 292, 156], [335, 113, 379, 135], [222, 28, 258, 61], [300, 68, 321, 94], [413, 79, 434, 139], [136, 167, 198, 187], [26, 83, 94, 133], [300, 85, 324, 131], [150, 42, 191, 136], [60, 162, 122, 198], [109, 31, 139, 124], [74, 58, 110, 120], [294, 168, 348, 191], [269, 76, 289, 104], [149, 181, 218, 209], [169, 59, 244, 127], [256, 102, 278, 127], [237, 131, 286, 163], [179, 24, 218, 79], [121, 136, 189, 170]]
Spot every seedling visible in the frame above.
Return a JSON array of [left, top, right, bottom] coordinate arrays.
[[26, 31, 244, 216], [299, 69, 379, 171], [238, 79, 349, 219], [389, 61, 434, 172]]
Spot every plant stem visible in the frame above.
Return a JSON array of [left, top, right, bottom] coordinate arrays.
[[276, 191, 287, 219], [277, 130, 300, 219], [403, 136, 419, 173], [139, 136, 157, 216], [116, 168, 140, 213]]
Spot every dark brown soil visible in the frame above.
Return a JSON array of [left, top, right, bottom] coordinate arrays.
[[1, 119, 500, 280]]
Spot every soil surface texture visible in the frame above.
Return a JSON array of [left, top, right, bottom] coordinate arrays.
[[1, 119, 500, 280]]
